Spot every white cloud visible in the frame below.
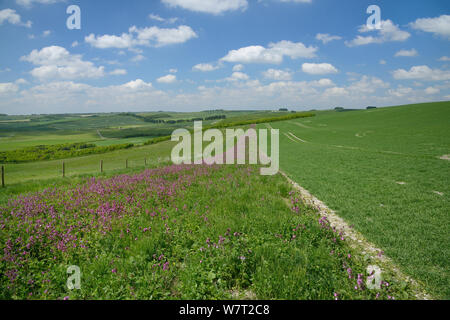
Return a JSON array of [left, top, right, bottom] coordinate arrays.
[[16, 0, 65, 8], [0, 9, 31, 27], [439, 56, 450, 61], [162, 0, 248, 15], [410, 15, 450, 38], [130, 25, 197, 47], [149, 13, 178, 24], [392, 65, 450, 81], [347, 75, 389, 94], [110, 69, 127, 75], [86, 25, 197, 49], [3, 74, 447, 115], [71, 41, 79, 47], [85, 33, 134, 49], [388, 86, 413, 97], [345, 20, 410, 47], [0, 82, 19, 95], [15, 78, 28, 85], [379, 59, 387, 65], [21, 46, 105, 80], [122, 79, 153, 90], [394, 49, 418, 57], [157, 74, 177, 83], [232, 64, 244, 72], [311, 78, 334, 87], [42, 30, 51, 37], [424, 86, 439, 95], [262, 68, 292, 81], [225, 72, 249, 82], [302, 63, 338, 75], [324, 87, 348, 96], [169, 68, 178, 73], [315, 33, 342, 44], [193, 63, 219, 72], [221, 40, 317, 64]]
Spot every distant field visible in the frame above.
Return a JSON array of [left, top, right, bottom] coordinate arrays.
[[0, 110, 282, 151], [260, 101, 450, 298]]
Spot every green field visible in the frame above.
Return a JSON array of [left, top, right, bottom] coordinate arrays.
[[0, 110, 282, 151], [260, 102, 450, 298]]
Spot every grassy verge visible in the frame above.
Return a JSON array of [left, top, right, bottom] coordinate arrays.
[[0, 164, 414, 300]]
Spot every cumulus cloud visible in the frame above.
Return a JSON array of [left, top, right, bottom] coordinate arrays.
[[192, 63, 219, 72], [302, 63, 338, 75], [315, 33, 342, 44], [157, 74, 177, 83], [85, 25, 197, 49], [392, 65, 450, 81], [21, 46, 105, 80], [345, 20, 410, 47], [0, 9, 32, 27], [225, 72, 249, 81], [221, 40, 317, 64], [162, 0, 248, 15], [410, 15, 450, 38], [395, 49, 418, 57], [262, 68, 292, 81], [439, 56, 450, 61], [122, 79, 153, 90]]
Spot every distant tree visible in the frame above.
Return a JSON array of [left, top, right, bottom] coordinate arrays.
[[279, 108, 288, 112], [367, 106, 377, 109]]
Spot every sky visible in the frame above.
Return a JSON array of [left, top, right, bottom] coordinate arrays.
[[0, 0, 449, 115]]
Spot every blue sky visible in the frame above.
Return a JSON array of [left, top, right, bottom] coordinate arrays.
[[0, 0, 449, 114]]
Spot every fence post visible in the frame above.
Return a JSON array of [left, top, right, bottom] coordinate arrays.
[[126, 159, 128, 169], [144, 158, 147, 166], [1, 165, 4, 188], [100, 160, 103, 173], [62, 161, 65, 178]]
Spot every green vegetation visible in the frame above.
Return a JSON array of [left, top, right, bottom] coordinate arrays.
[[0, 142, 133, 164], [260, 101, 450, 298], [0, 140, 174, 188], [0, 164, 413, 300]]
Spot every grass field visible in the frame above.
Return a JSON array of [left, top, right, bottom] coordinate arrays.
[[0, 110, 282, 151], [0, 163, 413, 300], [0, 140, 175, 189], [259, 101, 449, 298]]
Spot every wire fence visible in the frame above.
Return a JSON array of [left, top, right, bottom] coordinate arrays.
[[1, 157, 171, 188]]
